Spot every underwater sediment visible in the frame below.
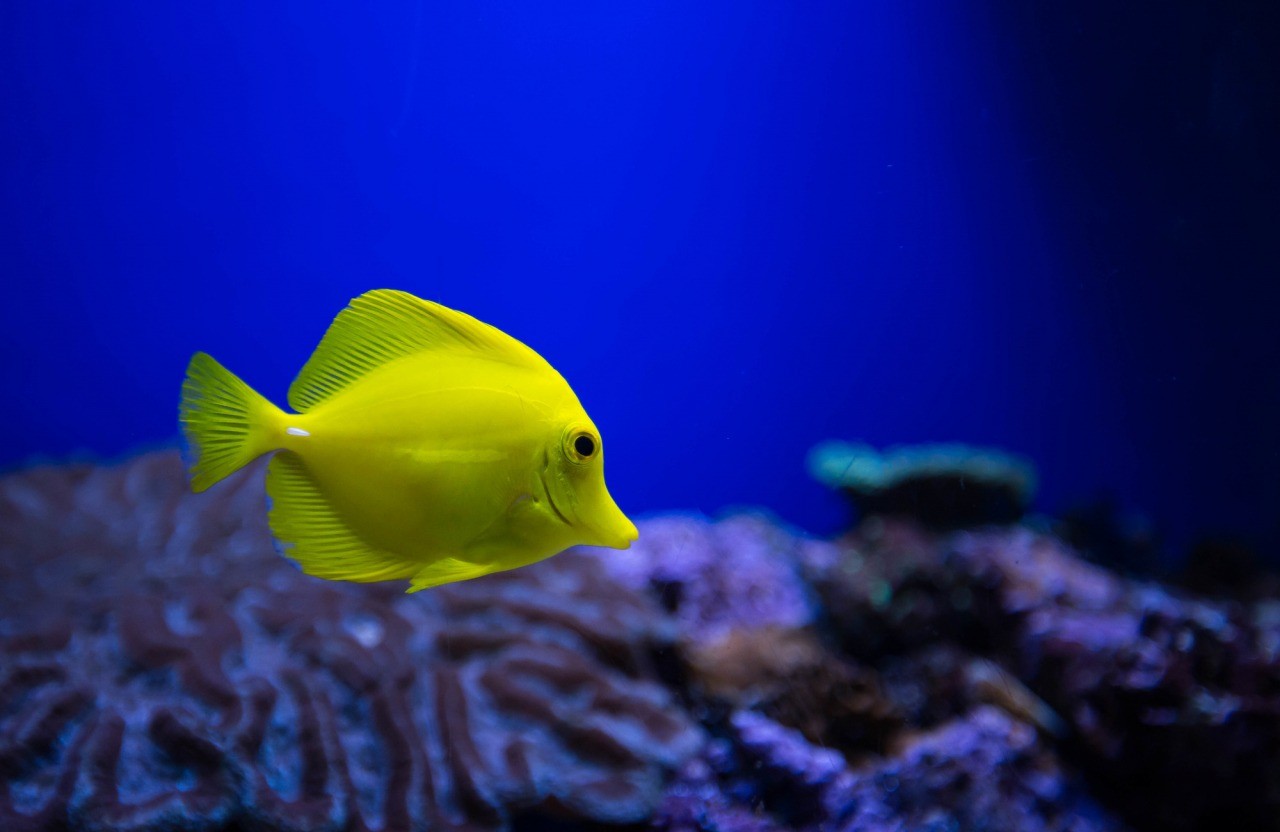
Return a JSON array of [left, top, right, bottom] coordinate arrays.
[[2, 451, 1278, 831]]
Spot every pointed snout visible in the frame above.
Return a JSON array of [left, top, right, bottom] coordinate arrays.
[[583, 494, 639, 550], [610, 515, 641, 549]]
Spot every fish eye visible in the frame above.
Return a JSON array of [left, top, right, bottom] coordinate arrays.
[[564, 429, 599, 463]]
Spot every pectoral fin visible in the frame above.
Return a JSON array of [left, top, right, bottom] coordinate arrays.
[[267, 451, 420, 583]]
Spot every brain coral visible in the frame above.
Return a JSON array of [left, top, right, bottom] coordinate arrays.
[[0, 453, 701, 832]]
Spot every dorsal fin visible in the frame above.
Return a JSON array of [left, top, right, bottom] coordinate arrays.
[[288, 289, 549, 412]]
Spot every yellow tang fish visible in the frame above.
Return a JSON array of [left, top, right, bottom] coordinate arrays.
[[179, 289, 638, 592]]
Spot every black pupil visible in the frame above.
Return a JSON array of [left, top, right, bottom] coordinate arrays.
[[574, 434, 596, 457]]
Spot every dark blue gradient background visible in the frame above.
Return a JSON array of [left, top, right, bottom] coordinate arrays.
[[3, 2, 1277, 557]]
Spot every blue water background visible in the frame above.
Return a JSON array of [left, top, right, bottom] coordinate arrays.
[[3, 2, 1277, 559]]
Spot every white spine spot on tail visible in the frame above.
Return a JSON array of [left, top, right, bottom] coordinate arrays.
[[286, 427, 311, 437]]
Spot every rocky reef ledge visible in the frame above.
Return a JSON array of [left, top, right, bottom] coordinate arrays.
[[2, 452, 1277, 831]]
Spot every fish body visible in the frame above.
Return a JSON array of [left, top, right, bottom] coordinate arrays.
[[179, 289, 637, 591]]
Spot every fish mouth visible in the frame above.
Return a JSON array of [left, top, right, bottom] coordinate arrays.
[[598, 522, 639, 550]]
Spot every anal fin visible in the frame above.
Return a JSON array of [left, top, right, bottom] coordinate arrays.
[[267, 451, 419, 584], [408, 558, 494, 593]]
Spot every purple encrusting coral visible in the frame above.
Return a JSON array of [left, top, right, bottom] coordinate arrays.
[[828, 707, 1121, 832], [659, 707, 1124, 832], [954, 530, 1280, 831], [802, 519, 1280, 831], [591, 513, 822, 642], [581, 515, 1131, 831], [0, 453, 702, 831]]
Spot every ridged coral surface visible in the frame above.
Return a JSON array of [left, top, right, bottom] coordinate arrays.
[[0, 453, 701, 832]]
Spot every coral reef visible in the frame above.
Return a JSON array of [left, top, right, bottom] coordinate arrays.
[[1176, 535, 1280, 601], [831, 705, 1122, 832], [3, 451, 1272, 832], [0, 453, 700, 831], [591, 513, 819, 642], [956, 530, 1280, 831], [684, 627, 902, 762], [654, 755, 792, 832], [583, 514, 1127, 831], [808, 441, 1037, 528], [806, 520, 1280, 831], [801, 518, 1008, 660], [659, 707, 1122, 832], [585, 514, 901, 762], [1053, 495, 1160, 578]]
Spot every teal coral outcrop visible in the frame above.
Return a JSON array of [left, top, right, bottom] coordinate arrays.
[[808, 441, 1038, 529]]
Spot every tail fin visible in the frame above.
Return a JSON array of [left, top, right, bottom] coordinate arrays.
[[180, 352, 282, 492]]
